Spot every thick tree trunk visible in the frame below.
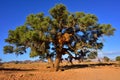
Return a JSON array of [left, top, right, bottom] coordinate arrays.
[[54, 53, 62, 71]]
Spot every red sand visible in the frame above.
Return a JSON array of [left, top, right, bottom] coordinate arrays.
[[0, 63, 120, 80]]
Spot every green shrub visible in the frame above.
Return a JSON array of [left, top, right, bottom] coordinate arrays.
[[116, 56, 120, 61]]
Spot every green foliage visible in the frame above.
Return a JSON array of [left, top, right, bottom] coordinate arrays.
[[99, 24, 115, 36], [116, 56, 120, 61], [88, 51, 98, 59], [78, 14, 98, 29], [30, 50, 39, 58], [49, 4, 68, 21], [3, 4, 115, 60], [4, 45, 14, 54]]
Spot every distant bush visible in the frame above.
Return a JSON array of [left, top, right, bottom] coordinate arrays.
[[0, 58, 2, 62], [103, 56, 110, 62], [116, 56, 120, 61], [0, 58, 2, 66], [87, 51, 98, 59], [15, 61, 20, 64]]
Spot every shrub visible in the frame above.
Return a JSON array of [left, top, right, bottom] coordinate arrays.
[[116, 56, 120, 61], [103, 56, 110, 62], [0, 58, 2, 66], [0, 58, 2, 62], [87, 51, 98, 59]]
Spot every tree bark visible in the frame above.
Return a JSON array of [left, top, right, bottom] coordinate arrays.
[[54, 53, 62, 71]]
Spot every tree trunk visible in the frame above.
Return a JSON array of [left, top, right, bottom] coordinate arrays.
[[54, 53, 62, 71], [47, 55, 54, 68]]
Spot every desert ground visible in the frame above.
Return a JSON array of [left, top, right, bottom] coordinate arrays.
[[0, 61, 120, 80]]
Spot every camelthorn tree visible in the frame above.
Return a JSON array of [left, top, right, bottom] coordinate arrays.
[[4, 4, 115, 71]]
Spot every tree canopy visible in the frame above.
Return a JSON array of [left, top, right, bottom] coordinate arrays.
[[3, 4, 115, 71]]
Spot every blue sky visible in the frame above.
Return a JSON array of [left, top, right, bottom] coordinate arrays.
[[0, 0, 120, 62]]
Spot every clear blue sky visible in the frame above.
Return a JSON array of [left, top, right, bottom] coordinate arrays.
[[0, 0, 120, 62]]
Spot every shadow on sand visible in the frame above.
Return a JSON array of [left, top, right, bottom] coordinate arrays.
[[0, 68, 37, 71], [62, 63, 116, 70]]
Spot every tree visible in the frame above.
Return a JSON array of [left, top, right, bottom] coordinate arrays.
[[103, 56, 110, 62], [3, 4, 115, 71], [116, 56, 120, 61], [88, 51, 98, 59]]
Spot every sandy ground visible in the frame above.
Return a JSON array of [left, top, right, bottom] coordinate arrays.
[[0, 62, 120, 80]]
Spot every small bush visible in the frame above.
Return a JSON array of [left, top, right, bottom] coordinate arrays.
[[0, 58, 2, 66], [103, 56, 110, 62], [116, 56, 120, 61], [115, 56, 120, 67]]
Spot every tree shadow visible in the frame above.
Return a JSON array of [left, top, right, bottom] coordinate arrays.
[[62, 63, 116, 71], [62, 64, 89, 70], [0, 68, 37, 71]]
